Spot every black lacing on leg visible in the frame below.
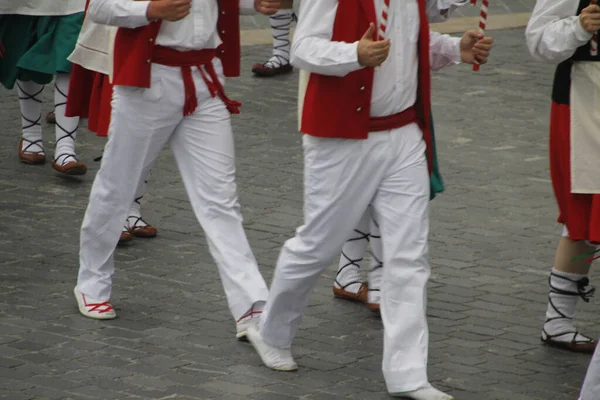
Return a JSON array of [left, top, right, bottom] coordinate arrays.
[[53, 82, 78, 165], [368, 215, 382, 296], [264, 12, 297, 68], [126, 190, 150, 231], [17, 81, 44, 154], [335, 229, 369, 290], [542, 272, 596, 344]]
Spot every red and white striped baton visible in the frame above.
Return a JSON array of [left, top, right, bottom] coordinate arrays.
[[378, 0, 391, 40], [472, 0, 489, 71], [591, 0, 599, 56]]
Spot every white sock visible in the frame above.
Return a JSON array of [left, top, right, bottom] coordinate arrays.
[[126, 194, 149, 230], [368, 214, 383, 304], [54, 73, 80, 166], [17, 80, 44, 154], [265, 9, 295, 68], [391, 385, 454, 400], [336, 213, 369, 294], [544, 268, 595, 343]]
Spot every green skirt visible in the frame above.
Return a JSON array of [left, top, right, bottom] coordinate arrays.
[[429, 113, 445, 200], [0, 13, 84, 89]]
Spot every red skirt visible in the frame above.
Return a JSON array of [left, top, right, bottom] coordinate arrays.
[[66, 63, 112, 137], [550, 102, 600, 242]]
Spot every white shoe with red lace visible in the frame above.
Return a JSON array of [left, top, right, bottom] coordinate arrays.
[[73, 287, 117, 320], [236, 305, 263, 340]]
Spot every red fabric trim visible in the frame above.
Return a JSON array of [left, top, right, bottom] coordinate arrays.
[[368, 106, 417, 132], [550, 102, 600, 242]]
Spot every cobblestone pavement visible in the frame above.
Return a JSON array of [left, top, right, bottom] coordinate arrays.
[[1, 26, 599, 400], [240, 0, 536, 30]]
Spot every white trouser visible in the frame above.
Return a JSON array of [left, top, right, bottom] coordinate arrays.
[[581, 338, 600, 400], [260, 123, 431, 392], [77, 61, 269, 320]]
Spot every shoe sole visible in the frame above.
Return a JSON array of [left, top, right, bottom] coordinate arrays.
[[236, 330, 249, 341], [53, 165, 88, 176], [73, 288, 117, 320], [251, 66, 294, 78], [541, 337, 597, 354]]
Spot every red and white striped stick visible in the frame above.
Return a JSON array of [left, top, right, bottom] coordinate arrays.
[[470, 0, 477, 5], [473, 0, 489, 72], [378, 0, 391, 41], [591, 0, 598, 56]]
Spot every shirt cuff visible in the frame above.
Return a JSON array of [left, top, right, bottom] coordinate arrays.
[[239, 0, 256, 15], [451, 36, 462, 64], [574, 16, 594, 43], [128, 1, 151, 25], [347, 41, 363, 72]]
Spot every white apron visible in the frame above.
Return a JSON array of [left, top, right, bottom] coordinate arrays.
[[68, 15, 116, 78], [570, 62, 600, 193]]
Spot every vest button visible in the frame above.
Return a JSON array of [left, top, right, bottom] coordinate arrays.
[[360, 86, 365, 91], [356, 107, 362, 112], [221, 30, 226, 35], [146, 59, 151, 64], [149, 38, 153, 43]]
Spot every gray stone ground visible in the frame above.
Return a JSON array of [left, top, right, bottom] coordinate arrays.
[[2, 21, 600, 400], [240, 0, 537, 30]]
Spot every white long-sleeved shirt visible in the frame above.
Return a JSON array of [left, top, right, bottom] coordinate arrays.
[[87, 0, 255, 51], [291, 0, 461, 117], [526, 0, 593, 64]]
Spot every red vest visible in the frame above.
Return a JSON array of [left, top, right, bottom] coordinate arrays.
[[112, 1, 241, 88], [300, 0, 433, 173]]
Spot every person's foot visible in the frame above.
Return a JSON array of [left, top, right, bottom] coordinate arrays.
[[73, 287, 116, 320], [236, 305, 262, 340], [365, 287, 381, 312], [390, 384, 454, 400], [118, 228, 135, 245], [333, 282, 368, 303], [18, 138, 46, 165], [251, 62, 293, 77], [542, 270, 597, 353], [246, 325, 298, 371], [52, 154, 87, 176], [541, 329, 597, 353], [126, 215, 158, 238]]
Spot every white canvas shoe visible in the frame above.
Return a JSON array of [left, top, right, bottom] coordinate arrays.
[[246, 325, 298, 371], [236, 307, 262, 340], [73, 287, 117, 320], [390, 384, 454, 400]]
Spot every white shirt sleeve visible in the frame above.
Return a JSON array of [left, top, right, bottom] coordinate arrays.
[[290, 0, 362, 77], [430, 31, 461, 71], [88, 0, 150, 28], [239, 0, 256, 15], [526, 0, 593, 63]]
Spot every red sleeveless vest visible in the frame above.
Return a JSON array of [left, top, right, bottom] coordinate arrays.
[[300, 0, 433, 173], [111, 1, 241, 88]]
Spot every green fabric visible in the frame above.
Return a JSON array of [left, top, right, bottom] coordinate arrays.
[[428, 112, 445, 200], [0, 13, 83, 89]]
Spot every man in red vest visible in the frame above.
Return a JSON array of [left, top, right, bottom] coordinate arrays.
[[246, 1, 492, 399], [73, 0, 280, 341]]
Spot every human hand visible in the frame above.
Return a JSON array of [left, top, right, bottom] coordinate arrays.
[[580, 4, 600, 33], [255, 0, 281, 16], [146, 0, 191, 22], [357, 23, 391, 68], [459, 30, 493, 65]]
